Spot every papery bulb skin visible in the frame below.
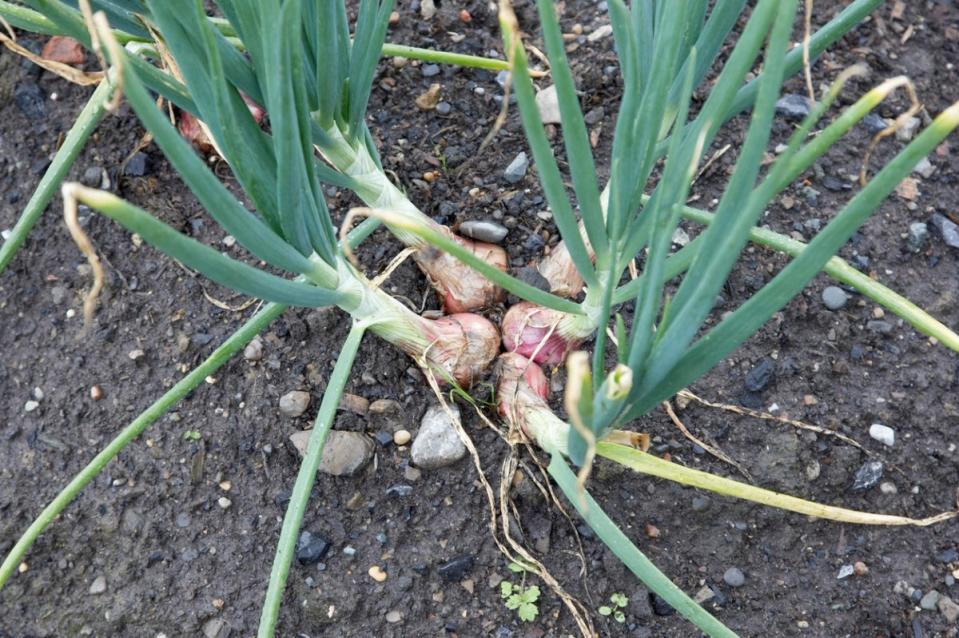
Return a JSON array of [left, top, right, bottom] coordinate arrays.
[[177, 94, 264, 151], [414, 229, 507, 313], [501, 302, 579, 366], [420, 312, 501, 386], [536, 241, 586, 298], [495, 352, 549, 420]]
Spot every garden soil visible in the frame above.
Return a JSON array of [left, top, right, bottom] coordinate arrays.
[[1, 1, 958, 637]]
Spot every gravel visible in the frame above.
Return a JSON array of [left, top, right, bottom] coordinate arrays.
[[868, 423, 895, 446], [775, 94, 813, 120], [535, 84, 561, 123], [279, 390, 310, 417], [723, 567, 746, 587], [920, 590, 941, 611], [460, 219, 509, 243], [821, 286, 848, 310], [930, 213, 959, 249], [503, 152, 529, 184], [437, 555, 474, 580], [852, 461, 883, 491], [907, 221, 929, 252], [411, 404, 467, 470], [296, 531, 331, 565]]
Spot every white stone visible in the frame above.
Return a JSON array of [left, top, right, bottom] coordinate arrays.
[[837, 564, 854, 579], [869, 423, 895, 446], [411, 404, 466, 470], [535, 85, 561, 124], [24, 400, 39, 413]]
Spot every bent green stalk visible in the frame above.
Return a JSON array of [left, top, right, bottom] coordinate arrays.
[[258, 320, 367, 637], [547, 454, 738, 638], [0, 76, 114, 275], [0, 300, 286, 590]]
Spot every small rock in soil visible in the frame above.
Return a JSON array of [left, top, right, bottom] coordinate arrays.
[[896, 116, 921, 142], [851, 461, 883, 491], [535, 84, 561, 124], [460, 219, 509, 243], [650, 593, 675, 616], [244, 337, 264, 361], [80, 166, 103, 187], [861, 112, 889, 134], [723, 567, 745, 588], [438, 555, 474, 581], [203, 618, 228, 638], [920, 590, 941, 610], [386, 484, 413, 497], [14, 83, 45, 120], [691, 495, 710, 511], [421, 63, 440, 78], [279, 390, 310, 416], [867, 320, 893, 335], [88, 575, 106, 595], [385, 610, 403, 623], [503, 152, 529, 184], [435, 101, 451, 115], [744, 358, 775, 392], [373, 431, 393, 447], [411, 404, 466, 470], [296, 531, 331, 565], [869, 423, 895, 446], [837, 564, 855, 579], [124, 152, 149, 177], [938, 596, 959, 623], [318, 431, 373, 476], [914, 157, 936, 179], [516, 265, 551, 292], [930, 214, 959, 249], [393, 429, 411, 445], [339, 393, 369, 415], [822, 175, 851, 192], [775, 94, 813, 120], [907, 222, 929, 252], [822, 286, 848, 310]]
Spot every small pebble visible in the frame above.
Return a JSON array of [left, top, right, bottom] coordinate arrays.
[[90, 385, 103, 401], [723, 567, 745, 587], [930, 214, 959, 250], [822, 286, 848, 310], [939, 596, 959, 623], [217, 497, 232, 509], [535, 84, 561, 123], [920, 590, 941, 611], [854, 561, 869, 576], [386, 610, 402, 623], [368, 565, 387, 582], [89, 576, 107, 595], [852, 461, 883, 491], [907, 221, 929, 252], [438, 555, 474, 581], [435, 101, 451, 115], [421, 64, 440, 78], [24, 400, 39, 413], [411, 404, 466, 470], [243, 337, 264, 361], [296, 531, 331, 565], [128, 349, 145, 361], [460, 219, 509, 243], [895, 116, 921, 142], [775, 94, 813, 120], [503, 152, 529, 184], [879, 481, 898, 495], [837, 564, 854, 579], [393, 430, 411, 446], [279, 390, 311, 417], [869, 423, 895, 446], [914, 157, 936, 179]]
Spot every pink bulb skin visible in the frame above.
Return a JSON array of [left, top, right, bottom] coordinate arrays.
[[500, 302, 577, 366]]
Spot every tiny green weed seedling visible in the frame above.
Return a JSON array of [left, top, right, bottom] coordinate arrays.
[[501, 561, 541, 623], [599, 592, 629, 624], [181, 429, 201, 442]]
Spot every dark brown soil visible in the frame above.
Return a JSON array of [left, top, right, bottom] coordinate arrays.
[[2, 2, 959, 637]]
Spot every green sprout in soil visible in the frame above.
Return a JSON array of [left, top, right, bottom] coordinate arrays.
[[181, 429, 202, 442], [599, 592, 629, 624], [501, 580, 541, 623], [0, 1, 958, 637]]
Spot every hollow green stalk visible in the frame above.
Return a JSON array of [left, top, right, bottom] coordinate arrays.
[[0, 300, 286, 590], [258, 320, 367, 637], [0, 76, 114, 275]]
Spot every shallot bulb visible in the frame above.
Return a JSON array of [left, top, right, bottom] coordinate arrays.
[[418, 312, 501, 386], [500, 301, 582, 366], [414, 227, 507, 313], [495, 352, 549, 427]]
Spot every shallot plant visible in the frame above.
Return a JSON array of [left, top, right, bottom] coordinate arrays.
[[2, 1, 959, 637]]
